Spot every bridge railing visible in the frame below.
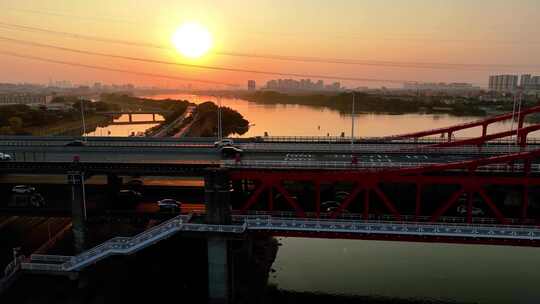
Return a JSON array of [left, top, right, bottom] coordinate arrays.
[[243, 216, 540, 235], [223, 159, 540, 173], [233, 211, 535, 226], [22, 214, 190, 272]]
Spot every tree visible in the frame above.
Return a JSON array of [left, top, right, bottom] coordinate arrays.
[[8, 116, 23, 129], [0, 126, 13, 135]]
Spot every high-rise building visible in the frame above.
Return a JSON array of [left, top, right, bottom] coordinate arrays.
[[488, 75, 518, 92], [520, 74, 532, 88], [247, 80, 256, 91], [264, 78, 342, 92]]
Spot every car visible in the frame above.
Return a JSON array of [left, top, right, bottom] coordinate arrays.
[[118, 190, 143, 199], [29, 193, 45, 208], [126, 179, 144, 187], [157, 199, 182, 211], [12, 185, 36, 194], [335, 191, 350, 197], [214, 139, 234, 147], [220, 146, 243, 157], [0, 153, 12, 161], [325, 206, 350, 214], [335, 191, 350, 201], [456, 204, 485, 216], [65, 140, 86, 147], [321, 200, 340, 209]]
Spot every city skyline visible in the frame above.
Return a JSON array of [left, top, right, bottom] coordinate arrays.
[[0, 1, 539, 88]]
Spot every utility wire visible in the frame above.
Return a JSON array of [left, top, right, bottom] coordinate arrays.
[[0, 49, 239, 86], [0, 21, 536, 71], [0, 35, 420, 84]]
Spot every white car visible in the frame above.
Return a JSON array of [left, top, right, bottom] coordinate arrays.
[[0, 153, 12, 161], [157, 199, 182, 211], [456, 204, 484, 216], [214, 139, 234, 147], [12, 185, 36, 194]]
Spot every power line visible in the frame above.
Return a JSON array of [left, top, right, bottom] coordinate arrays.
[[5, 5, 540, 46], [0, 21, 536, 71], [0, 49, 239, 86], [0, 35, 424, 84]]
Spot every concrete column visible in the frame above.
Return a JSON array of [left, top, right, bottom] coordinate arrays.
[[128, 113, 132, 122], [106, 174, 122, 204], [208, 237, 229, 304], [205, 169, 232, 304], [205, 169, 232, 225], [68, 171, 86, 253]]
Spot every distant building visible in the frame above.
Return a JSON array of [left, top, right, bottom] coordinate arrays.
[[247, 80, 256, 91], [403, 82, 480, 94], [0, 94, 53, 106], [488, 75, 518, 92], [265, 78, 343, 92], [325, 82, 341, 91], [520, 74, 532, 88]]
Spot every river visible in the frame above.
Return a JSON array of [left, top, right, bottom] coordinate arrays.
[[137, 93, 540, 304], [85, 114, 163, 137], [142, 93, 527, 138]]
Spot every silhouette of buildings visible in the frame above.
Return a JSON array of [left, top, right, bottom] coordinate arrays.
[[265, 78, 342, 92]]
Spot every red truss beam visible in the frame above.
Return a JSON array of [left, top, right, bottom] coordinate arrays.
[[240, 178, 306, 217], [416, 124, 540, 149], [231, 148, 540, 224], [329, 184, 363, 218], [383, 104, 540, 140]]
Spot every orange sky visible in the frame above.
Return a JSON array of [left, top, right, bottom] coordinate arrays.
[[0, 0, 539, 89]]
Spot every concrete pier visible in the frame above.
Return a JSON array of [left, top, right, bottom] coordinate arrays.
[[205, 169, 232, 304], [68, 171, 87, 253]]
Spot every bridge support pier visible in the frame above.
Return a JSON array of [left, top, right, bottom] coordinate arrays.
[[106, 174, 122, 205], [68, 171, 87, 253], [205, 169, 232, 304]]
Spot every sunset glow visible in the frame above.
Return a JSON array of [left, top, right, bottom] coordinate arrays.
[[172, 22, 213, 59]]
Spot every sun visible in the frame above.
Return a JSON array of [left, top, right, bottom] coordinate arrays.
[[172, 22, 213, 59]]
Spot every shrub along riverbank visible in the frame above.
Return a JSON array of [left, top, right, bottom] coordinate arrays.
[[244, 91, 540, 118]]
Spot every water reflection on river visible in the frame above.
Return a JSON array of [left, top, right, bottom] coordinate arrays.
[[140, 93, 540, 304], [85, 114, 162, 136], [142, 93, 525, 138]]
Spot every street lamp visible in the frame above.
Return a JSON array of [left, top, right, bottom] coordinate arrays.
[[12, 246, 21, 266], [217, 97, 223, 140], [79, 97, 87, 141], [351, 91, 356, 148]]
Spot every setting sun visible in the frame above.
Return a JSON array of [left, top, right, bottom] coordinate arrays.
[[172, 22, 213, 59]]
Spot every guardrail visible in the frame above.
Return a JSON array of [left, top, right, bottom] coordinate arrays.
[[232, 211, 536, 225], [22, 214, 190, 272], [20, 214, 248, 273], [223, 159, 540, 173], [243, 217, 540, 240], [13, 212, 540, 277]]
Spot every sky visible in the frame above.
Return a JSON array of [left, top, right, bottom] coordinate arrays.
[[0, 0, 539, 89]]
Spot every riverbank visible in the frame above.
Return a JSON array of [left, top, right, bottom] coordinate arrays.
[[244, 91, 501, 116], [29, 115, 113, 136]]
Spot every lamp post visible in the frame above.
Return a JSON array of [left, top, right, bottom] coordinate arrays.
[[79, 97, 87, 141], [12, 246, 21, 266], [351, 91, 356, 149], [217, 96, 223, 140]]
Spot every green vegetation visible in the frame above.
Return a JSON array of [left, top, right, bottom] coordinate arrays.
[[0, 104, 98, 135], [245, 91, 539, 117], [0, 97, 127, 135], [185, 101, 249, 137]]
